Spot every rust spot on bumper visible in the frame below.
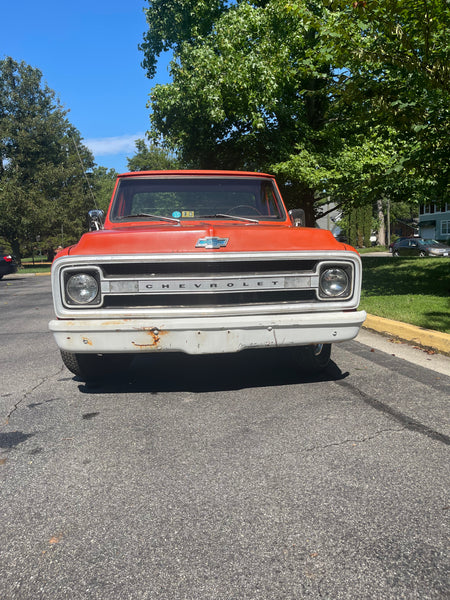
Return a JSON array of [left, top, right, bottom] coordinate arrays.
[[132, 328, 166, 349]]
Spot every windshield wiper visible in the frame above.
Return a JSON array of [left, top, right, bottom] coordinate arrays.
[[199, 213, 259, 224], [119, 213, 181, 224]]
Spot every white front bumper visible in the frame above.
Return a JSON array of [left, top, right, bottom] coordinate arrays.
[[49, 311, 366, 355]]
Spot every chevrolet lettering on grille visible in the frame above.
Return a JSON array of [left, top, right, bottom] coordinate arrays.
[[196, 237, 229, 249], [138, 277, 285, 293]]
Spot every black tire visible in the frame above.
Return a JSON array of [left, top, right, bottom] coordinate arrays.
[[393, 249, 400, 257], [291, 343, 332, 374], [60, 350, 132, 381], [419, 251, 426, 257]]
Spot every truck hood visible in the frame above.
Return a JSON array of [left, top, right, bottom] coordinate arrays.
[[66, 222, 353, 255]]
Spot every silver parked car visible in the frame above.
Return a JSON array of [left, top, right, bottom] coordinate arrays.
[[392, 238, 450, 257]]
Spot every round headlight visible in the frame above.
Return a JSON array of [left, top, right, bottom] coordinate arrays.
[[66, 273, 99, 304], [320, 268, 349, 297]]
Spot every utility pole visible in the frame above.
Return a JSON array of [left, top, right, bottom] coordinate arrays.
[[387, 198, 391, 248]]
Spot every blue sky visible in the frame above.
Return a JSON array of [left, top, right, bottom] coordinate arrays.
[[2, 0, 171, 173]]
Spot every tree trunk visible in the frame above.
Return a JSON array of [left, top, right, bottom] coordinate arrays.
[[377, 198, 386, 246], [10, 237, 21, 264]]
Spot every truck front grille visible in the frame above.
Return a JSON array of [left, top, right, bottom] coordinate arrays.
[[55, 253, 360, 316], [101, 259, 319, 278], [102, 290, 317, 309]]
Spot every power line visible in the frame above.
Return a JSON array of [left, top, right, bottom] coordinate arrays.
[[70, 134, 98, 209]]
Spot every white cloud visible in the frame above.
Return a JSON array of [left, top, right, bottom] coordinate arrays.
[[84, 133, 146, 156]]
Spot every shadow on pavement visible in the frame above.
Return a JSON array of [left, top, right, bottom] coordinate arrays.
[[77, 348, 349, 395]]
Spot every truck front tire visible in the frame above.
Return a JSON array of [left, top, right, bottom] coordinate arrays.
[[292, 343, 332, 373], [60, 350, 132, 381]]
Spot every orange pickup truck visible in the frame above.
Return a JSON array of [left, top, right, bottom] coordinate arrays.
[[49, 170, 365, 380]]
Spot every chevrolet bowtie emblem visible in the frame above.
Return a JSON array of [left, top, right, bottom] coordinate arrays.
[[196, 237, 229, 249]]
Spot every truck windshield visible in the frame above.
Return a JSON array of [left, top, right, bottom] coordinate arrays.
[[110, 177, 285, 222]]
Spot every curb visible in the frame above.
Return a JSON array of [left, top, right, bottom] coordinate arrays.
[[363, 314, 450, 357]]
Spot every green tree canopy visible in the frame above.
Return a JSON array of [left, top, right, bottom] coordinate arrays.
[[0, 57, 95, 259], [315, 0, 450, 201], [127, 138, 180, 171], [91, 166, 118, 213], [141, 0, 449, 224]]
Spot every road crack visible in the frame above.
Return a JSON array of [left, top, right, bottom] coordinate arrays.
[[335, 379, 450, 446], [303, 427, 405, 453], [1, 366, 65, 427]]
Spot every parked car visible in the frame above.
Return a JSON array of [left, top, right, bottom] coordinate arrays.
[[389, 237, 413, 252], [0, 252, 18, 278], [392, 238, 450, 257]]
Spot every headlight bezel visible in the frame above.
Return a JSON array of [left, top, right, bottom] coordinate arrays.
[[318, 263, 353, 300], [62, 267, 102, 307]]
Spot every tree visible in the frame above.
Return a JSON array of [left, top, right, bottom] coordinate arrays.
[[92, 166, 118, 213], [126, 138, 180, 171], [315, 0, 450, 201], [140, 0, 229, 79], [141, 0, 448, 226], [141, 1, 394, 224], [0, 57, 95, 260]]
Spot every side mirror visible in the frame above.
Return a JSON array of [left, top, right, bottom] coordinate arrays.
[[88, 209, 105, 231], [288, 208, 305, 227]]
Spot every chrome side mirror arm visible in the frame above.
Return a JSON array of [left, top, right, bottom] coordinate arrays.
[[288, 209, 305, 227], [88, 209, 105, 231]]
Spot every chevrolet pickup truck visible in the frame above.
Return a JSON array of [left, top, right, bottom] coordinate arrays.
[[49, 170, 366, 380]]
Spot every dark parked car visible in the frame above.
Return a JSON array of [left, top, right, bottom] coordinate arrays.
[[0, 252, 18, 278], [389, 237, 412, 252], [392, 238, 450, 257]]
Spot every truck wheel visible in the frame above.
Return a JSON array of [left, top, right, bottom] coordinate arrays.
[[295, 343, 332, 373], [60, 350, 132, 381]]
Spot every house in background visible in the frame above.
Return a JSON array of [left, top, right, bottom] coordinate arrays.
[[391, 218, 418, 238], [419, 203, 450, 241], [315, 203, 342, 233]]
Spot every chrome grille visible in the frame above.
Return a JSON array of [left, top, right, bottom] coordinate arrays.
[[53, 252, 361, 318], [101, 259, 319, 278], [102, 290, 317, 309]]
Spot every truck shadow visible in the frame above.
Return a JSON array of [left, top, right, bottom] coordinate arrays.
[[77, 349, 349, 394]]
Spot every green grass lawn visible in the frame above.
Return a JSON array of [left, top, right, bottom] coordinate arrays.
[[358, 246, 388, 254], [19, 260, 52, 275], [19, 264, 52, 274], [360, 257, 450, 333]]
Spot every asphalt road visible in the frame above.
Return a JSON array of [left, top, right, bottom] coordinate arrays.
[[1, 275, 449, 599]]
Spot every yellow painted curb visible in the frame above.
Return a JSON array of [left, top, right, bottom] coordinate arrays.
[[363, 314, 450, 356]]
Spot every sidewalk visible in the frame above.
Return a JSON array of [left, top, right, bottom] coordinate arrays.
[[363, 314, 450, 357]]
